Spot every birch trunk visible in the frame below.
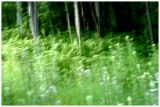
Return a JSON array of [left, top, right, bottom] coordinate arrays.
[[16, 2, 22, 26], [16, 2, 22, 36], [28, 2, 38, 39], [74, 2, 81, 51], [65, 2, 72, 42]]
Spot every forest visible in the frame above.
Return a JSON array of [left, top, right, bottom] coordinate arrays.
[[2, 1, 158, 105]]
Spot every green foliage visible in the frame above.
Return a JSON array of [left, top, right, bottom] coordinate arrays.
[[2, 32, 158, 105], [2, 2, 17, 27]]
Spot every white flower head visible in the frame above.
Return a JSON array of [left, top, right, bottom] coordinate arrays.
[[152, 44, 155, 47], [55, 100, 61, 105], [40, 93, 46, 98], [117, 102, 124, 105], [40, 86, 46, 92], [4, 87, 9, 92], [116, 43, 120, 47], [86, 95, 93, 104], [127, 96, 132, 105], [111, 56, 115, 60], [107, 76, 110, 80], [84, 69, 91, 77], [149, 88, 158, 93], [136, 64, 140, 69], [27, 91, 33, 96], [148, 62, 152, 66], [45, 90, 50, 94], [17, 99, 25, 103], [49, 85, 58, 94], [100, 81, 104, 85], [39, 73, 43, 79], [109, 45, 112, 49], [125, 36, 129, 40], [133, 51, 136, 55], [149, 80, 156, 89]]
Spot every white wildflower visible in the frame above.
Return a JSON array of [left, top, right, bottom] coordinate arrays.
[[39, 73, 43, 79], [127, 96, 132, 105], [107, 76, 110, 80], [39, 86, 46, 92], [130, 38, 133, 41], [109, 45, 112, 49], [86, 95, 93, 104], [116, 43, 120, 47], [49, 85, 58, 94], [77, 67, 91, 77], [100, 97, 105, 104], [136, 64, 140, 69], [125, 36, 129, 40], [45, 90, 50, 95], [55, 100, 61, 105], [148, 75, 152, 79], [27, 91, 33, 96], [17, 99, 25, 103], [117, 102, 124, 105], [112, 79, 117, 86], [100, 81, 104, 85], [138, 72, 151, 79], [111, 56, 115, 60], [4, 87, 9, 92], [152, 44, 155, 47], [149, 88, 158, 92], [148, 62, 152, 66], [149, 80, 156, 89], [40, 93, 46, 98], [84, 69, 91, 76], [133, 51, 136, 55], [145, 91, 150, 96], [101, 71, 109, 83]]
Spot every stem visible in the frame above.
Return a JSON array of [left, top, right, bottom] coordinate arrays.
[[145, 2, 153, 44]]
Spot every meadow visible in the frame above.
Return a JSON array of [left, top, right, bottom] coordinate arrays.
[[2, 31, 158, 105]]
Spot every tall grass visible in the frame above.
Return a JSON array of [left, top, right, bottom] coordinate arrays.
[[2, 33, 158, 105]]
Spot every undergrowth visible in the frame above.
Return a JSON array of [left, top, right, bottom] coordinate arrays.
[[2, 32, 158, 105]]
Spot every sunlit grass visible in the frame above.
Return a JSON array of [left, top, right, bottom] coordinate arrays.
[[2, 33, 158, 105]]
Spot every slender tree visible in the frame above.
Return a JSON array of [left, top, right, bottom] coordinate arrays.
[[90, 3, 99, 37], [74, 2, 81, 51], [16, 2, 22, 26], [80, 2, 88, 36], [46, 2, 54, 36], [95, 2, 100, 37], [16, 2, 22, 37], [108, 2, 116, 32], [28, 2, 38, 39], [65, 2, 72, 43], [145, 2, 153, 44]]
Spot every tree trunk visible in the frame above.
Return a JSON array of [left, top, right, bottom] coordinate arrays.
[[145, 2, 153, 44], [65, 2, 72, 43], [99, 2, 106, 37], [80, 2, 86, 35], [16, 2, 22, 26], [95, 2, 100, 37], [90, 2, 100, 37], [47, 2, 54, 36], [74, 2, 81, 51], [28, 2, 38, 39], [16, 2, 22, 37], [108, 2, 116, 32]]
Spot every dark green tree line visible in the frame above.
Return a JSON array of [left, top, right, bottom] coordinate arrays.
[[2, 2, 158, 43]]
